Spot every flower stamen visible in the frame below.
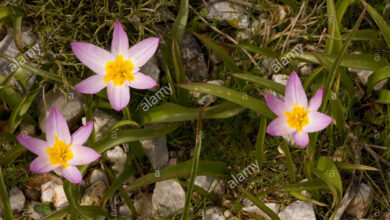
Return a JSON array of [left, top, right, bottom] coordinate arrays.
[[104, 54, 135, 86], [46, 135, 73, 168], [284, 106, 309, 132]]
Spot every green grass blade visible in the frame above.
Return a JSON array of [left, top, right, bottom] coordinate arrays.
[[63, 181, 91, 220], [281, 142, 295, 183], [336, 0, 357, 25], [125, 160, 228, 191], [290, 52, 388, 71], [136, 102, 245, 126], [177, 83, 275, 118], [231, 73, 285, 95], [376, 89, 390, 104], [334, 162, 379, 171], [168, 0, 188, 44], [192, 32, 240, 73], [365, 1, 390, 49], [279, 179, 327, 191], [240, 187, 280, 220], [237, 44, 278, 58], [182, 105, 205, 219], [325, 0, 342, 54], [255, 117, 267, 170], [367, 65, 390, 92], [329, 98, 346, 136], [79, 206, 110, 218], [0, 166, 14, 220], [290, 191, 328, 207], [42, 206, 71, 220], [172, 39, 189, 105]]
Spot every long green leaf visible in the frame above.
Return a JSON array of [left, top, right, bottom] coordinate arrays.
[[334, 162, 379, 171], [231, 73, 285, 95], [125, 160, 228, 191], [63, 181, 91, 220], [183, 106, 204, 219], [192, 32, 240, 73], [240, 187, 280, 220], [279, 179, 327, 191], [42, 206, 70, 220], [290, 52, 388, 71], [255, 117, 267, 170], [336, 0, 357, 25], [290, 191, 328, 207], [0, 166, 14, 220], [312, 156, 343, 208], [365, 1, 390, 49], [367, 65, 390, 92], [136, 102, 245, 126], [325, 0, 342, 54], [177, 83, 274, 118], [237, 44, 278, 58], [281, 142, 295, 183]]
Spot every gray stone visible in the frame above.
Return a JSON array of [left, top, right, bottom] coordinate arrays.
[[140, 56, 160, 90], [180, 33, 208, 82], [41, 180, 68, 209], [81, 181, 107, 206], [194, 176, 225, 196], [152, 179, 186, 216], [133, 194, 154, 217], [349, 67, 386, 90], [140, 136, 168, 170], [278, 201, 315, 220], [224, 210, 232, 218], [9, 186, 25, 212], [346, 183, 374, 218], [206, 207, 225, 220], [298, 62, 313, 76], [106, 146, 127, 176], [83, 109, 117, 141], [38, 89, 85, 133], [192, 80, 224, 105], [242, 199, 280, 220], [27, 201, 42, 220], [90, 169, 107, 184], [205, 1, 243, 23]]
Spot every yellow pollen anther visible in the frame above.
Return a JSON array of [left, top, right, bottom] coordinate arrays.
[[46, 135, 73, 168], [284, 106, 309, 132], [104, 54, 135, 86]]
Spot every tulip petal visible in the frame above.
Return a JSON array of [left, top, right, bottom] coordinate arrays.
[[17, 135, 49, 156], [30, 155, 59, 174], [71, 121, 94, 145], [62, 165, 82, 184], [71, 42, 112, 75], [266, 117, 295, 136], [128, 72, 157, 89], [128, 37, 159, 67], [264, 93, 285, 116], [293, 132, 309, 148], [46, 107, 71, 146], [285, 71, 308, 110], [308, 88, 324, 111], [304, 111, 333, 133], [107, 82, 130, 111], [111, 21, 129, 57], [74, 75, 107, 94], [68, 145, 101, 166]]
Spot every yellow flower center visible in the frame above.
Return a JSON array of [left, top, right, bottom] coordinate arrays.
[[104, 54, 135, 86], [284, 106, 310, 133], [46, 135, 73, 168]]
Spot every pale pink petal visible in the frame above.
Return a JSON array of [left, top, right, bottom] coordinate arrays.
[[303, 111, 333, 133], [293, 132, 309, 148], [71, 42, 112, 75], [107, 82, 130, 111], [71, 121, 94, 145], [111, 21, 129, 57], [128, 72, 157, 89], [264, 93, 286, 117], [266, 117, 295, 136], [46, 107, 71, 146], [30, 155, 59, 174], [74, 75, 107, 94], [61, 165, 82, 184], [285, 71, 308, 110], [68, 145, 101, 166], [308, 88, 324, 111], [128, 37, 159, 67], [17, 135, 49, 156]]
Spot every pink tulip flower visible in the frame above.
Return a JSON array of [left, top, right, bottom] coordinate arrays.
[[265, 72, 333, 148], [72, 20, 158, 111], [17, 107, 100, 184]]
